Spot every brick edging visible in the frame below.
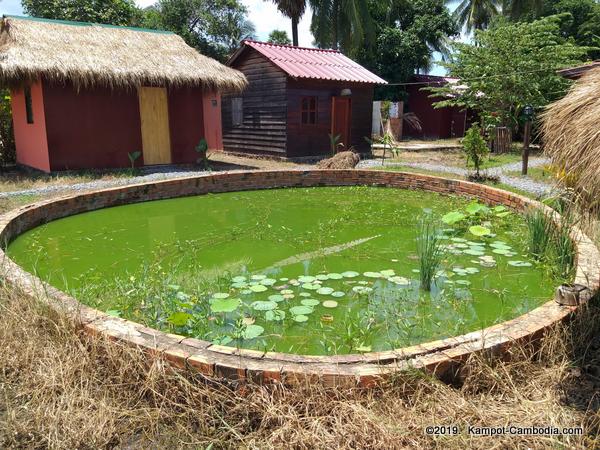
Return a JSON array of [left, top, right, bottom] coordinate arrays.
[[1, 170, 599, 387]]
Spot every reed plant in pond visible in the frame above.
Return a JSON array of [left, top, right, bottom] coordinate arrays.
[[416, 215, 444, 291], [524, 208, 553, 260]]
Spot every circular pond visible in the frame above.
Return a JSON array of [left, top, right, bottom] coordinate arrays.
[[7, 185, 557, 356]]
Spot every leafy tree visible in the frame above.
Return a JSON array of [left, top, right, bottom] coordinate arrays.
[[453, 0, 500, 32], [535, 0, 600, 59], [268, 0, 306, 46], [430, 16, 587, 131], [268, 29, 292, 44], [356, 0, 458, 100], [22, 0, 144, 26], [309, 0, 374, 55], [141, 0, 255, 61]]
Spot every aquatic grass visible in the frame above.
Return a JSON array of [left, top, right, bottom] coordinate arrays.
[[549, 207, 577, 281], [524, 208, 553, 260], [415, 215, 444, 291]]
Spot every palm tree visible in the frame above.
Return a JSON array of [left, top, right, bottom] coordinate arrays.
[[269, 0, 306, 46], [501, 0, 543, 21], [452, 0, 500, 33], [309, 0, 374, 54]]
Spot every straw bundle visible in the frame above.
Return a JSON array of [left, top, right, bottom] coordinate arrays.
[[541, 67, 600, 200], [0, 15, 247, 92]]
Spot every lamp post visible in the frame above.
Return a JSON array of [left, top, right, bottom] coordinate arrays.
[[522, 104, 534, 175]]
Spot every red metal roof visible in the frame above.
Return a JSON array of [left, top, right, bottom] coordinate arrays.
[[232, 40, 387, 85]]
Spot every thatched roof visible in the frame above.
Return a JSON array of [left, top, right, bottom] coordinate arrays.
[[541, 67, 600, 199], [0, 15, 247, 91]]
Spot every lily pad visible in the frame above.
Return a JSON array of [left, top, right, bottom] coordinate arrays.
[[492, 248, 512, 255], [322, 300, 338, 308], [442, 211, 466, 224], [232, 276, 246, 283], [380, 269, 396, 277], [464, 249, 485, 256], [301, 283, 319, 290], [251, 274, 266, 280], [293, 315, 309, 323], [508, 260, 533, 267], [281, 289, 294, 295], [301, 299, 320, 306], [363, 271, 381, 278], [298, 275, 316, 283], [260, 278, 277, 286], [316, 274, 329, 281], [167, 312, 191, 327], [212, 292, 230, 300], [290, 305, 314, 315], [249, 285, 268, 293], [316, 287, 334, 295], [283, 293, 295, 299], [268, 294, 285, 302], [389, 276, 410, 285], [455, 280, 472, 286], [331, 291, 345, 298], [327, 273, 343, 280], [469, 225, 492, 237], [299, 292, 312, 297], [265, 309, 286, 321], [210, 298, 240, 313], [342, 271, 360, 278], [251, 301, 278, 311], [352, 286, 373, 294], [231, 282, 247, 289], [242, 324, 264, 340]]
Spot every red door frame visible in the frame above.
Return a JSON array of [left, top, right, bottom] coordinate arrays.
[[331, 96, 352, 151]]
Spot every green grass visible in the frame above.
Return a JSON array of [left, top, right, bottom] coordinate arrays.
[[467, 152, 523, 170], [506, 166, 554, 183]]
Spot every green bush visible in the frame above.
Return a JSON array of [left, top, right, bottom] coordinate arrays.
[[0, 89, 16, 167], [462, 124, 489, 177]]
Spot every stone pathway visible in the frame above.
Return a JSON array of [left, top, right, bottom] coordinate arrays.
[[357, 157, 556, 197]]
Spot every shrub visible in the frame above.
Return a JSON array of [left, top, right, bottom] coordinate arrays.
[[462, 124, 489, 178]]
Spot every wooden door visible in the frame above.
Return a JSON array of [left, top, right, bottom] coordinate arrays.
[[331, 97, 351, 151], [138, 87, 172, 165]]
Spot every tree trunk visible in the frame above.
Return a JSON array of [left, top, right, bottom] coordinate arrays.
[[291, 16, 299, 46], [332, 0, 339, 49]]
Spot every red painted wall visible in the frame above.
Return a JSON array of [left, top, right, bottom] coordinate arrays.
[[202, 91, 223, 151], [168, 86, 205, 163], [43, 81, 143, 170], [405, 84, 467, 139], [11, 80, 51, 172]]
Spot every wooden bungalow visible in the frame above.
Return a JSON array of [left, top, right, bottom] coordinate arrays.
[[0, 15, 246, 172], [222, 40, 386, 158], [404, 74, 474, 140]]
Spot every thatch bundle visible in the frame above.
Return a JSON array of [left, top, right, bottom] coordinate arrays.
[[0, 15, 247, 92], [316, 151, 360, 169], [541, 67, 600, 202]]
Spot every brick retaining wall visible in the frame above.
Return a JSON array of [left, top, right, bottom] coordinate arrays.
[[1, 170, 599, 387]]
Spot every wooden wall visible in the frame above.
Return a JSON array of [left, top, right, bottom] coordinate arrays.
[[287, 80, 373, 157], [222, 48, 288, 155]]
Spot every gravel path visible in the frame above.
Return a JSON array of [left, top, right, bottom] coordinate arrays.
[[0, 167, 219, 199], [2, 156, 555, 199], [357, 157, 555, 197]]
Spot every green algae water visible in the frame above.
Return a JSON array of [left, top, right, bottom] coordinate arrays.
[[7, 186, 556, 355]]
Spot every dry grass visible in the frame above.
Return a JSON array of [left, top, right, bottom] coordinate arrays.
[[0, 16, 246, 91], [1, 283, 600, 449], [542, 67, 600, 206]]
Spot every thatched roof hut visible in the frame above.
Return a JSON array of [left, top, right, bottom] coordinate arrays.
[[0, 15, 247, 91], [541, 67, 600, 200]]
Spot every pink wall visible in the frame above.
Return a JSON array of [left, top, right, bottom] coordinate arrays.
[[202, 91, 223, 150], [11, 81, 51, 172]]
